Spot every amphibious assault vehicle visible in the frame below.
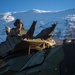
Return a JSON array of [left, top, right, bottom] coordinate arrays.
[[0, 21, 75, 75]]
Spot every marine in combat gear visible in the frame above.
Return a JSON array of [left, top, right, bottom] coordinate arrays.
[[0, 19, 56, 57]]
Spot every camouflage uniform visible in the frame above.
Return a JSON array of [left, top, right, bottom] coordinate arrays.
[[7, 28, 27, 37]]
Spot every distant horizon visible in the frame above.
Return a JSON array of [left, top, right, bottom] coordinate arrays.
[[0, 0, 75, 13], [0, 8, 75, 14], [0, 5, 75, 41]]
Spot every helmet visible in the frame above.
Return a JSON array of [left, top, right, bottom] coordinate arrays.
[[14, 19, 23, 26]]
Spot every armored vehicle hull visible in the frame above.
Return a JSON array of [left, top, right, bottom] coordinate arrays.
[[0, 40, 75, 75]]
